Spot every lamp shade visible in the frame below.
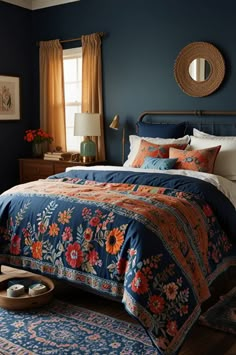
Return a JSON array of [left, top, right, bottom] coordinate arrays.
[[74, 113, 101, 137], [109, 115, 120, 130]]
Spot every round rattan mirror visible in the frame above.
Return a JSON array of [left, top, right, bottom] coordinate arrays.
[[174, 42, 225, 97]]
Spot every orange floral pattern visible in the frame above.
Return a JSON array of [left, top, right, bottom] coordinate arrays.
[[32, 241, 42, 259], [1, 175, 235, 355], [169, 145, 221, 173], [106, 228, 125, 255], [131, 139, 187, 167]]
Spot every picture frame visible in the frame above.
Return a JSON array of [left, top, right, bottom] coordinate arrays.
[[0, 75, 20, 120]]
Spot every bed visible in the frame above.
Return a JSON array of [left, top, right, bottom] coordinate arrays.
[[1, 110, 236, 355]]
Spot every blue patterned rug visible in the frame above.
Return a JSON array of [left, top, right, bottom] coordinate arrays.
[[0, 299, 158, 354], [199, 286, 236, 335]]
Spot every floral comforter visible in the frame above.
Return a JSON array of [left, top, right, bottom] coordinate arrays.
[[0, 170, 236, 354]]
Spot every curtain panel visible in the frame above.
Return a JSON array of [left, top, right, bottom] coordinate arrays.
[[39, 39, 66, 151], [82, 33, 105, 161]]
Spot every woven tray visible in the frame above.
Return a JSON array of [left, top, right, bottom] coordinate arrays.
[[0, 272, 54, 310]]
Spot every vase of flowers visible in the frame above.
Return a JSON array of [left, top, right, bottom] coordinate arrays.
[[24, 128, 54, 158]]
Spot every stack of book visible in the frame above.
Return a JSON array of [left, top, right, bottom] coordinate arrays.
[[43, 152, 71, 161]]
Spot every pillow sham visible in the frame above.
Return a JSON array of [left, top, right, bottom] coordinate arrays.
[[124, 134, 190, 167], [193, 128, 215, 138], [131, 139, 187, 168], [190, 135, 236, 180], [193, 128, 236, 139], [169, 145, 221, 173], [136, 121, 186, 138], [141, 156, 178, 170]]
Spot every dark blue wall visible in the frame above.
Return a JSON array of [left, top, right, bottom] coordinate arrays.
[[32, 0, 236, 165], [1, 0, 236, 192], [0, 2, 32, 192]]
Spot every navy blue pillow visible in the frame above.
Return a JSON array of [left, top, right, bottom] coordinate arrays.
[[136, 121, 186, 138]]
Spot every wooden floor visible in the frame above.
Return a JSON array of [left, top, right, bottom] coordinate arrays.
[[1, 266, 236, 355]]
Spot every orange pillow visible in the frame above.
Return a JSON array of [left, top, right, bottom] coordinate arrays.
[[169, 145, 221, 173], [131, 139, 187, 168]]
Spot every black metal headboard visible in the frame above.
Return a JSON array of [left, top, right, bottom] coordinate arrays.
[[138, 110, 236, 136]]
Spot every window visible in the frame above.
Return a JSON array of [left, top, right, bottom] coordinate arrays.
[[63, 47, 82, 152]]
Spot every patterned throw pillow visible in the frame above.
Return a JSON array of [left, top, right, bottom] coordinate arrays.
[[141, 157, 178, 170], [131, 139, 187, 168], [169, 145, 221, 173], [190, 134, 236, 180], [124, 134, 190, 167]]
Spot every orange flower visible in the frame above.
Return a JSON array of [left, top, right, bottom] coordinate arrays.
[[84, 228, 93, 241], [166, 320, 178, 337], [32, 241, 42, 259], [49, 223, 60, 237], [58, 210, 71, 224], [24, 128, 53, 144], [88, 250, 99, 265], [89, 216, 100, 227], [106, 228, 124, 255], [163, 282, 179, 300], [65, 242, 83, 268], [149, 295, 165, 314], [131, 270, 149, 294]]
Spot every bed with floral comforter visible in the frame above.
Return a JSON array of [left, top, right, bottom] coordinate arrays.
[[0, 168, 236, 354]]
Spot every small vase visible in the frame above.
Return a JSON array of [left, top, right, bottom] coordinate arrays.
[[32, 143, 44, 158]]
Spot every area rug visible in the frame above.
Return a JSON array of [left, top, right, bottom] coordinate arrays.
[[199, 286, 236, 335], [0, 299, 158, 354]]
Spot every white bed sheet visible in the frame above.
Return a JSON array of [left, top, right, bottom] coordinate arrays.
[[65, 165, 236, 209]]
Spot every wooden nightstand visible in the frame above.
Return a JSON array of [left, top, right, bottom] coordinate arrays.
[[19, 158, 106, 183]]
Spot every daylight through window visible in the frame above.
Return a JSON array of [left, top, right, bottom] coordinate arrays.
[[63, 47, 82, 152]]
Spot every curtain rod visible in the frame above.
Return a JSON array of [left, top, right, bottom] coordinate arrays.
[[60, 31, 105, 44], [37, 32, 105, 46]]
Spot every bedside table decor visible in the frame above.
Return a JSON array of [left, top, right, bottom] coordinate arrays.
[[0, 272, 54, 310], [7, 284, 25, 297], [32, 142, 45, 157], [28, 283, 48, 296], [24, 128, 54, 158], [74, 113, 101, 163], [19, 158, 106, 183], [44, 151, 72, 161]]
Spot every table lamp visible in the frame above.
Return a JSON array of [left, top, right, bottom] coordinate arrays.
[[74, 113, 101, 163]]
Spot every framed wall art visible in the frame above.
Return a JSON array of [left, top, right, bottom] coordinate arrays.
[[0, 75, 20, 120]]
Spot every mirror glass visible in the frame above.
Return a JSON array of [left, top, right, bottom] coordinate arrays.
[[189, 58, 211, 82]]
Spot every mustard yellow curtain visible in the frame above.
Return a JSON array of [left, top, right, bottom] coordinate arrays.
[[82, 33, 105, 161], [39, 39, 66, 151]]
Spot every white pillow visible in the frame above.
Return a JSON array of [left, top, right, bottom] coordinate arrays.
[[193, 128, 232, 138], [190, 135, 236, 180], [124, 135, 190, 167]]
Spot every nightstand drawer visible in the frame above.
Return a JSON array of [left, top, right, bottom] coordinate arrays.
[[20, 159, 54, 183], [19, 159, 107, 184], [54, 161, 79, 174]]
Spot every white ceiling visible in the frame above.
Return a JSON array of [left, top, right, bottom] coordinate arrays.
[[2, 0, 80, 10]]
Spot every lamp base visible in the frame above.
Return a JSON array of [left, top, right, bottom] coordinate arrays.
[[80, 137, 96, 163], [80, 155, 96, 163]]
